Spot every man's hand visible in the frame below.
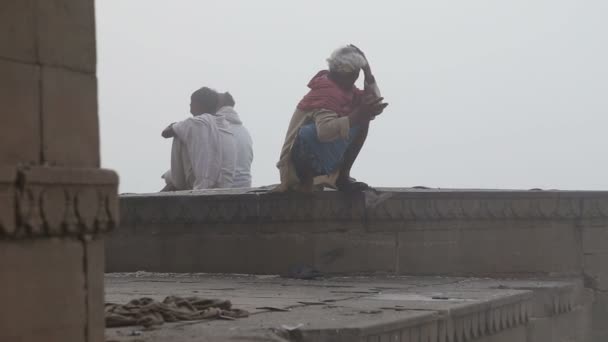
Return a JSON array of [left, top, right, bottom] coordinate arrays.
[[162, 123, 175, 138], [349, 44, 373, 81], [349, 44, 366, 59], [362, 94, 388, 115], [349, 96, 388, 125]]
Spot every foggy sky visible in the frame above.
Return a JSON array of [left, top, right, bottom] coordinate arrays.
[[96, 0, 608, 193]]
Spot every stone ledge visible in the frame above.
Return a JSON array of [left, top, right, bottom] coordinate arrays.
[[111, 188, 607, 275], [120, 188, 608, 229], [0, 166, 119, 238]]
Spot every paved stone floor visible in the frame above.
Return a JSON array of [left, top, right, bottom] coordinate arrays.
[[105, 273, 582, 342]]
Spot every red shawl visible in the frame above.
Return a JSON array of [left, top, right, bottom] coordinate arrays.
[[297, 70, 364, 117]]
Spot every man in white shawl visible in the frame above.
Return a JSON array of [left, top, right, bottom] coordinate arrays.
[[161, 87, 236, 191], [216, 92, 253, 188]]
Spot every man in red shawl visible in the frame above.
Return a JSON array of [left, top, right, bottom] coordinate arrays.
[[276, 45, 388, 192]]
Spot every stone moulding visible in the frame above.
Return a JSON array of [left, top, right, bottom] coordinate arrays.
[[440, 295, 531, 342], [363, 293, 531, 342], [119, 189, 608, 227], [0, 166, 119, 238], [368, 192, 608, 222]]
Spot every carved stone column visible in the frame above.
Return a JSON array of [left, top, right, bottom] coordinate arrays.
[[0, 1, 117, 341]]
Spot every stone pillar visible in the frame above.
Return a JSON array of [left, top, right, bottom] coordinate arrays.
[[0, 1, 118, 342]]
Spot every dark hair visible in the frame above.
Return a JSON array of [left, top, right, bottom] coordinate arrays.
[[223, 92, 236, 107], [191, 87, 219, 112]]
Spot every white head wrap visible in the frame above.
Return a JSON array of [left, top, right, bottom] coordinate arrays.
[[326, 45, 368, 73]]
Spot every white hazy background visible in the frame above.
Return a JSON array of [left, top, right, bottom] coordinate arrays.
[[96, 0, 607, 193]]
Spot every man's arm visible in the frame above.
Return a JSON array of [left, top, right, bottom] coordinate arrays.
[[357, 51, 386, 117], [349, 44, 381, 97], [362, 63, 381, 98], [314, 96, 387, 143], [162, 123, 176, 138]]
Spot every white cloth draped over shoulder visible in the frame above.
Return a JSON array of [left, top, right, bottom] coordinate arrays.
[[213, 114, 237, 188], [217, 106, 253, 188]]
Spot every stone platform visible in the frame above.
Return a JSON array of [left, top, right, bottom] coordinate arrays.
[[107, 188, 608, 340], [105, 273, 591, 342]]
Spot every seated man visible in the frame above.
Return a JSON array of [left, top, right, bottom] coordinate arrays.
[[275, 45, 388, 192], [161, 87, 236, 191], [217, 92, 254, 188]]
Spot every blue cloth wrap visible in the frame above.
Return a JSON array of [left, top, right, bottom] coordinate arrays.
[[291, 122, 359, 178]]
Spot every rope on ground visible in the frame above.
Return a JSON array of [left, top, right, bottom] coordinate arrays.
[[105, 296, 249, 328]]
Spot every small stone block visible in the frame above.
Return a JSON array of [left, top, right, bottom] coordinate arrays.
[[0, 59, 40, 165], [42, 66, 99, 167], [0, 0, 36, 62], [36, 0, 96, 72]]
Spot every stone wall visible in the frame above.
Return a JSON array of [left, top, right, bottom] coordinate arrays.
[[0, 1, 118, 341], [110, 190, 608, 277]]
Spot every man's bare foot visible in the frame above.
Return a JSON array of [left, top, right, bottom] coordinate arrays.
[[160, 184, 176, 192], [336, 176, 370, 192]]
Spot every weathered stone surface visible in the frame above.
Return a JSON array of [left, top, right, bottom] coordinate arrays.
[[313, 233, 396, 274], [591, 292, 608, 342], [85, 237, 105, 342], [0, 0, 36, 62], [398, 222, 581, 276], [367, 190, 586, 226], [0, 59, 40, 165], [527, 317, 555, 342], [0, 167, 17, 236], [106, 274, 586, 342], [583, 252, 608, 291], [552, 305, 591, 342], [258, 191, 365, 227], [120, 192, 259, 228], [111, 189, 608, 276], [0, 238, 86, 342], [107, 229, 397, 275], [37, 0, 96, 72], [12, 167, 119, 238], [484, 326, 527, 342], [582, 197, 608, 219], [109, 186, 608, 340], [42, 66, 99, 167], [583, 223, 608, 254], [525, 284, 591, 341], [107, 232, 316, 274], [1, 3, 113, 342]]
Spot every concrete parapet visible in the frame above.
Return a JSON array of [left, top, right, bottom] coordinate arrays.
[[110, 188, 608, 277]]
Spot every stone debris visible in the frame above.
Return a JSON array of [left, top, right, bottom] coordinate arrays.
[[105, 296, 249, 328]]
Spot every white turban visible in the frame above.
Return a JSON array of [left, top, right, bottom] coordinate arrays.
[[326, 45, 368, 73]]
